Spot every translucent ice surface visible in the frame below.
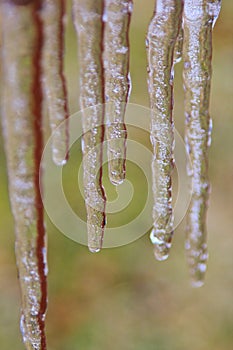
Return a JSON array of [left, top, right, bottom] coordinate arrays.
[[72, 0, 106, 253], [183, 0, 221, 286], [41, 0, 69, 166], [103, 0, 132, 185], [146, 0, 183, 261], [1, 2, 48, 348]]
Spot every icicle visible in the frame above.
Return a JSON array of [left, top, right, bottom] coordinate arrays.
[[72, 0, 106, 253], [103, 0, 132, 185], [41, 0, 69, 166], [183, 0, 221, 287], [173, 20, 183, 65], [0, 1, 47, 349], [146, 0, 183, 261]]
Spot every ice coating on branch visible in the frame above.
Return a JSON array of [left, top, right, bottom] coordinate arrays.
[[41, 0, 69, 166], [0, 2, 47, 349], [72, 0, 106, 253], [146, 0, 183, 261], [103, 0, 132, 185], [183, 0, 221, 287]]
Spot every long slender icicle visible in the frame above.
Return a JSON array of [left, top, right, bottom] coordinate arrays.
[[41, 0, 69, 166], [183, 0, 221, 287], [103, 0, 132, 185], [0, 2, 47, 349], [72, 0, 106, 253], [146, 0, 183, 261]]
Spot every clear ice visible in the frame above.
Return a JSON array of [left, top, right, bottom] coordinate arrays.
[[146, 0, 183, 261], [103, 0, 132, 185], [0, 2, 47, 349], [72, 0, 106, 253], [41, 0, 69, 166], [183, 0, 222, 287], [173, 18, 183, 65]]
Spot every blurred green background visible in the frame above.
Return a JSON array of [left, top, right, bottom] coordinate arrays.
[[0, 1, 233, 349]]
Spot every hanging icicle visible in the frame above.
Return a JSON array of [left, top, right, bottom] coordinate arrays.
[[41, 0, 69, 166], [146, 0, 183, 261], [0, 7, 224, 350], [173, 18, 183, 65], [72, 0, 106, 253], [103, 0, 132, 185], [183, 0, 221, 287], [0, 1, 47, 349]]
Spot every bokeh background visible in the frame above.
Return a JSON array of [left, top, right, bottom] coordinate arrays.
[[0, 1, 232, 349]]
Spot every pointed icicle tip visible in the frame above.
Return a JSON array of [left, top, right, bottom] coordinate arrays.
[[150, 229, 172, 261]]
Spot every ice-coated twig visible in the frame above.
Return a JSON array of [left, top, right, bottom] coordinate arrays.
[[72, 0, 106, 253], [0, 2, 47, 349], [41, 0, 69, 166], [183, 0, 221, 287], [103, 0, 132, 185], [146, 0, 183, 261]]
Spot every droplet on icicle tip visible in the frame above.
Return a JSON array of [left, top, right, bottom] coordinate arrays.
[[109, 166, 125, 186], [52, 146, 67, 166], [107, 126, 127, 185], [190, 263, 207, 288], [191, 280, 204, 288], [89, 247, 101, 253], [87, 224, 103, 253], [150, 229, 172, 261]]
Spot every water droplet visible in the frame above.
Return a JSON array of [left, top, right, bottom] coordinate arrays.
[[150, 229, 171, 261]]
